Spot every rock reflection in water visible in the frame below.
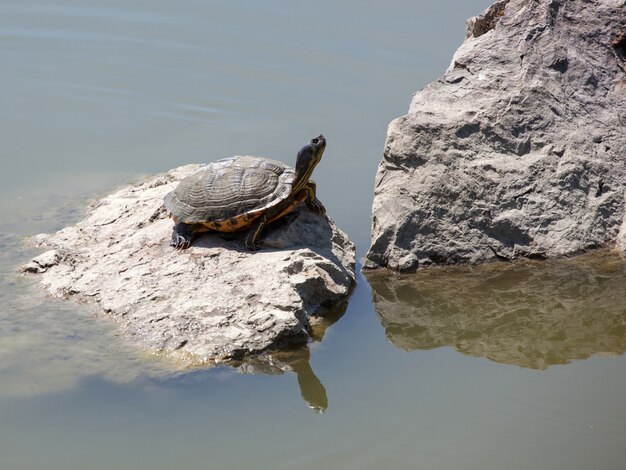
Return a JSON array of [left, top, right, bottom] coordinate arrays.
[[366, 251, 626, 369], [234, 305, 345, 413], [238, 349, 328, 413]]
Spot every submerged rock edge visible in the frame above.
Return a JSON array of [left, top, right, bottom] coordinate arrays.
[[21, 164, 356, 365]]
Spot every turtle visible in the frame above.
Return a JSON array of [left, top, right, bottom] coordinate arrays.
[[163, 134, 327, 250]]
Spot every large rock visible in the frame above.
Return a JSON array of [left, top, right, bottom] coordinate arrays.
[[366, 0, 626, 272], [21, 165, 355, 364]]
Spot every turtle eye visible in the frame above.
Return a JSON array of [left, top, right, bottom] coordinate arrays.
[[311, 137, 319, 145]]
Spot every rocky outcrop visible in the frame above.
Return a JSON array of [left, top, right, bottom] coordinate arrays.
[[21, 165, 355, 364], [368, 251, 626, 369], [366, 0, 626, 272]]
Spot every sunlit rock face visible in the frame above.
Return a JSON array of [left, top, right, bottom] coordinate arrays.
[[21, 165, 355, 365], [367, 251, 626, 370], [366, 0, 626, 272]]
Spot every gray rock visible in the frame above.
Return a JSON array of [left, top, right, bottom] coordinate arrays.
[[21, 164, 355, 364], [21, 249, 63, 273], [366, 0, 626, 272]]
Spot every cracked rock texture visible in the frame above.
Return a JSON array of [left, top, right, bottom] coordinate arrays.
[[22, 165, 355, 364], [366, 0, 626, 272]]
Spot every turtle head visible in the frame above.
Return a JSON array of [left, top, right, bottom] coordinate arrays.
[[294, 134, 326, 190]]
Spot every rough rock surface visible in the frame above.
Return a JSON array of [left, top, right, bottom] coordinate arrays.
[[366, 0, 626, 272], [368, 251, 626, 369], [22, 165, 355, 364]]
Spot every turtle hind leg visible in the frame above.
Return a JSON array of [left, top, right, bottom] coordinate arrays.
[[245, 216, 268, 251], [170, 222, 197, 250]]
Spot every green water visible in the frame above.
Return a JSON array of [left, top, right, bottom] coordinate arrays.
[[2, 1, 626, 468]]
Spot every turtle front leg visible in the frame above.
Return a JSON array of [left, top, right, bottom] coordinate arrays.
[[304, 180, 326, 214], [245, 215, 268, 251], [171, 222, 197, 250]]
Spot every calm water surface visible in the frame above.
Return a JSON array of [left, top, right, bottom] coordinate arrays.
[[2, 1, 626, 468]]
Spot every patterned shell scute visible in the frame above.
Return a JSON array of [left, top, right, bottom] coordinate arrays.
[[164, 156, 296, 223]]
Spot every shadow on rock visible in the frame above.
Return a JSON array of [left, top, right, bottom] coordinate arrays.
[[192, 206, 354, 280], [365, 250, 626, 369]]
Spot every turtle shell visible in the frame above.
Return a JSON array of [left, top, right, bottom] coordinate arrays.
[[164, 156, 297, 231]]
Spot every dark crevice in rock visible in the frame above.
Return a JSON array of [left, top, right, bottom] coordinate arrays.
[[513, 187, 535, 201], [549, 56, 569, 73], [526, 251, 547, 260], [595, 180, 604, 197], [174, 339, 188, 350], [466, 0, 510, 39], [428, 253, 449, 264], [547, 0, 562, 24], [488, 245, 511, 261], [456, 123, 480, 138], [612, 31, 626, 61], [453, 61, 474, 74]]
